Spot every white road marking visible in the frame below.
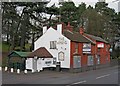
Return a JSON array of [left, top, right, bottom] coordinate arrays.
[[73, 80, 87, 84], [96, 74, 110, 79]]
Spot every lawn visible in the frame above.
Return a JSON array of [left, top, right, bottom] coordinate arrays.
[[1, 42, 31, 52], [1, 42, 9, 52], [0, 42, 9, 67]]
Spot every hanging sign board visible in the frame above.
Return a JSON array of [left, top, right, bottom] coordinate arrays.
[[83, 43, 91, 53], [97, 42, 104, 48]]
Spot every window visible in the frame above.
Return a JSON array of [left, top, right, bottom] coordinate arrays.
[[50, 41, 57, 49], [73, 56, 81, 68], [75, 43, 78, 53], [88, 55, 94, 66]]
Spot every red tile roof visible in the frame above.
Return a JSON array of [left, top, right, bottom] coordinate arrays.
[[84, 33, 109, 43], [63, 30, 95, 44], [28, 47, 53, 58]]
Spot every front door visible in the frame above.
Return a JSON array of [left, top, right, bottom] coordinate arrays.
[[33, 57, 37, 72], [37, 58, 43, 71]]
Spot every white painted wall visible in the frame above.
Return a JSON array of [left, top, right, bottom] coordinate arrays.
[[26, 58, 34, 70], [26, 57, 38, 72], [41, 58, 53, 68], [37, 58, 54, 71], [34, 26, 71, 68]]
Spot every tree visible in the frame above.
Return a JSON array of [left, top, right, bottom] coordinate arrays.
[[112, 12, 120, 37], [76, 3, 86, 29], [45, 3, 59, 26], [95, 2, 116, 41], [2, 2, 20, 51], [59, 2, 78, 29], [111, 12, 120, 59], [81, 8, 106, 37], [2, 2, 49, 51]]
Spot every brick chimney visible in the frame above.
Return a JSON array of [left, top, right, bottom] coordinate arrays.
[[79, 26, 84, 35], [66, 22, 73, 32]]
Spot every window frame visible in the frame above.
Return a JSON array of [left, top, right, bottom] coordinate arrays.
[[50, 41, 57, 49], [88, 55, 94, 66]]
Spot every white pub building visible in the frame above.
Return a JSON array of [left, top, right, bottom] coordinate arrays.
[[26, 24, 71, 72]]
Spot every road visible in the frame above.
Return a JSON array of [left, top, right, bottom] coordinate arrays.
[[2, 66, 120, 85]]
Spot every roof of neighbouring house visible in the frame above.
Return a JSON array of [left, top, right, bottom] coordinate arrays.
[[28, 47, 53, 58], [84, 33, 109, 43], [63, 30, 95, 44], [8, 51, 31, 58]]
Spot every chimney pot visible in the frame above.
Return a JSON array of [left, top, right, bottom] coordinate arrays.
[[68, 22, 70, 26], [79, 26, 84, 35], [43, 26, 47, 34], [66, 22, 73, 32], [57, 24, 62, 34]]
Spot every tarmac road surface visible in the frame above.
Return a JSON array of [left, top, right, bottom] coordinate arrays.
[[2, 66, 120, 85]]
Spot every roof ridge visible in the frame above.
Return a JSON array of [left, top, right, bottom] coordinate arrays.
[[82, 35, 96, 44], [65, 30, 73, 34], [85, 33, 103, 39], [84, 33, 108, 43]]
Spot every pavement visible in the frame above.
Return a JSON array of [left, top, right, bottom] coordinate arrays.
[[1, 65, 120, 85]]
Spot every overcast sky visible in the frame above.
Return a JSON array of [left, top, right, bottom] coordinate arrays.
[[47, 0, 119, 12]]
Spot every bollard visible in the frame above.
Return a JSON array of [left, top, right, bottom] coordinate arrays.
[[5, 67, 8, 71], [24, 69, 27, 74], [17, 69, 20, 74], [32, 69, 34, 73], [38, 70, 40, 72], [10, 68, 14, 73], [0, 67, 2, 71], [40, 67, 43, 71]]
